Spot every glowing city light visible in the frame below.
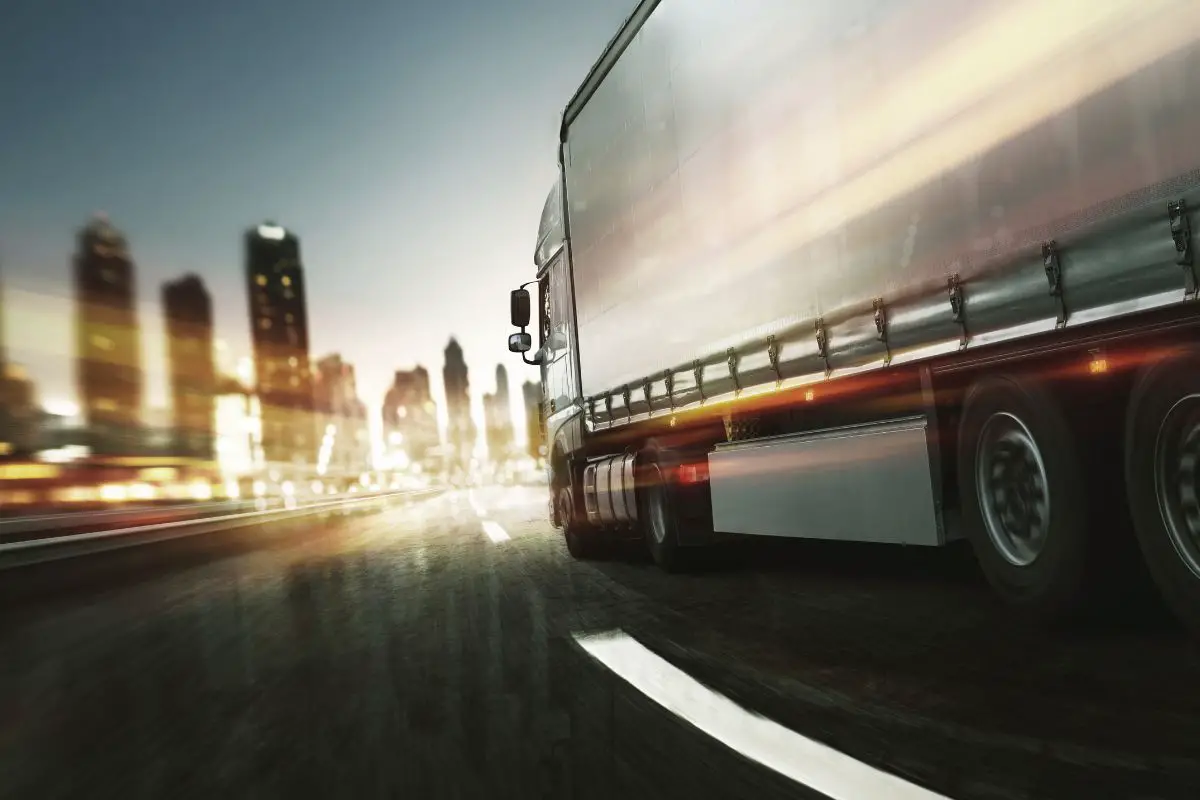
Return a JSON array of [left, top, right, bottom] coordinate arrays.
[[99, 483, 128, 502], [188, 480, 213, 501], [44, 399, 81, 418]]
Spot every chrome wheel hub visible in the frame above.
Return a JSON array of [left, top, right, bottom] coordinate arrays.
[[976, 412, 1051, 567]]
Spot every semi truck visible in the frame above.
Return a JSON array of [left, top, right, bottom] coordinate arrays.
[[506, 0, 1200, 633]]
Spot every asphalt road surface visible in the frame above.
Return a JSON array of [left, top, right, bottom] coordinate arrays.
[[1, 486, 1198, 800]]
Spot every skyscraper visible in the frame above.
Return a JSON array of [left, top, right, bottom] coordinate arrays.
[[0, 251, 6, 367], [0, 363, 38, 458], [442, 338, 474, 465], [162, 274, 216, 460], [245, 222, 315, 469], [522, 380, 545, 459], [313, 354, 371, 480], [0, 257, 30, 457], [494, 363, 512, 438], [483, 363, 514, 462], [382, 366, 439, 466], [74, 214, 143, 454]]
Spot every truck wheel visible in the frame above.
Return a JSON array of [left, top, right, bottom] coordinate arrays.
[[1124, 350, 1200, 636], [557, 484, 602, 560], [957, 375, 1090, 622], [637, 448, 699, 573]]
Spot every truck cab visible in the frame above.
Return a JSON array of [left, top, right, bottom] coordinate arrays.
[[509, 181, 584, 514]]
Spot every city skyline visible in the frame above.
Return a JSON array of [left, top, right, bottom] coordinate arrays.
[[1, 215, 531, 455], [0, 213, 543, 470], [0, 0, 636, 448]]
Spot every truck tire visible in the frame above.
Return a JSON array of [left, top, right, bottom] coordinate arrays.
[[556, 484, 603, 560], [1124, 350, 1200, 636], [636, 447, 703, 573], [956, 374, 1090, 623]]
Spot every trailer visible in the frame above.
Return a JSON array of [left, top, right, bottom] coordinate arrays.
[[507, 0, 1200, 632]]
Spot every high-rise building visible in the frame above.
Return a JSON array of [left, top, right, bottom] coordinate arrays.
[[442, 338, 474, 465], [494, 363, 513, 444], [382, 366, 439, 466], [483, 363, 514, 462], [313, 354, 371, 480], [0, 253, 6, 368], [0, 364, 38, 458], [162, 274, 216, 460], [522, 380, 546, 459], [74, 214, 143, 454], [245, 222, 315, 469], [1, 253, 45, 454], [0, 260, 35, 457]]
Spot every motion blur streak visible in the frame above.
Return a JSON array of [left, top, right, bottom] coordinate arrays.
[[481, 520, 510, 543], [574, 629, 952, 800], [839, 0, 1168, 177], [0, 493, 385, 552], [723, 0, 1200, 288]]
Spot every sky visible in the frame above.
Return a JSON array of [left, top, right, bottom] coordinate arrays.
[[0, 0, 636, 442]]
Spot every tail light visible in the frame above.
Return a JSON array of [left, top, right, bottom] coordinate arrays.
[[677, 461, 709, 485]]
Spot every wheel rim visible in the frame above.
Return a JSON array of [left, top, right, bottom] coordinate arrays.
[[646, 465, 668, 545], [975, 411, 1051, 567], [1153, 394, 1200, 580]]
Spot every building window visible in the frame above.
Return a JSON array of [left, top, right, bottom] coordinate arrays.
[[259, 318, 272, 330], [285, 313, 294, 323], [90, 334, 114, 351], [255, 274, 268, 286], [281, 275, 292, 287], [288, 356, 298, 367]]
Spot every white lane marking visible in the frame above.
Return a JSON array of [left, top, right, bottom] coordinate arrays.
[[468, 489, 512, 543], [573, 630, 952, 800], [481, 520, 511, 543]]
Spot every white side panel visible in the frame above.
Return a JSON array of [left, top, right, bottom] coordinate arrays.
[[708, 417, 944, 545]]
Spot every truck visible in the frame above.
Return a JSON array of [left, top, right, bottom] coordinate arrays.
[[506, 0, 1200, 633]]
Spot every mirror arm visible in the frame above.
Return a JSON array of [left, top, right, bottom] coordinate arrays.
[[520, 338, 544, 366]]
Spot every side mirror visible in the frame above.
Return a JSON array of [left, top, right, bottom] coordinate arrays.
[[510, 289, 531, 328], [508, 332, 532, 353]]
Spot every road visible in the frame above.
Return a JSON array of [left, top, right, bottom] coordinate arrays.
[[1, 486, 1198, 800]]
